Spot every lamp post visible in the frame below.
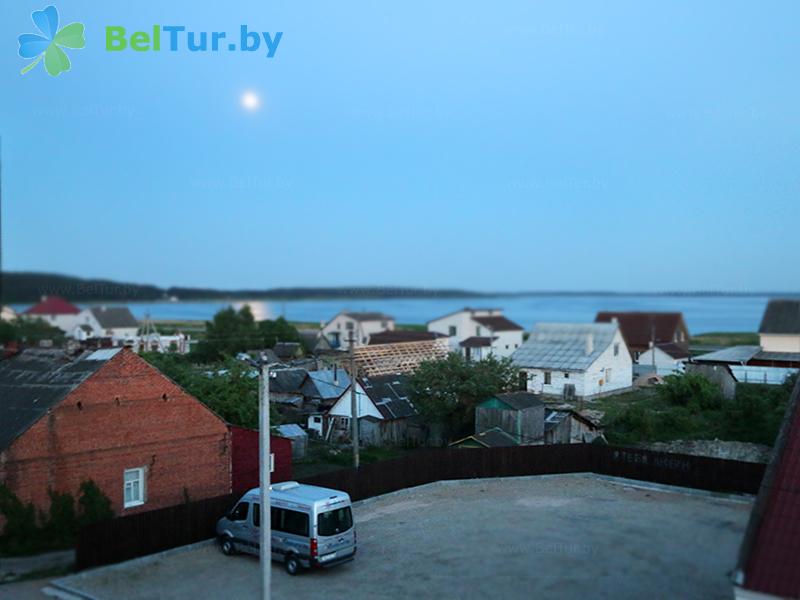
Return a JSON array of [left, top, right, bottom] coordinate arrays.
[[239, 353, 271, 600]]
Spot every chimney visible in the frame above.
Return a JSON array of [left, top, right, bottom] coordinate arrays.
[[611, 317, 618, 325], [333, 364, 338, 385], [585, 333, 594, 356]]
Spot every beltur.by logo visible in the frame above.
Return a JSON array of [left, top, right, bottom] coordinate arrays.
[[105, 25, 283, 57], [18, 5, 85, 76]]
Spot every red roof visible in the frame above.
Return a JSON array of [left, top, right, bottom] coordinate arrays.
[[595, 311, 687, 350], [473, 315, 524, 332], [737, 379, 800, 597], [23, 296, 81, 316]]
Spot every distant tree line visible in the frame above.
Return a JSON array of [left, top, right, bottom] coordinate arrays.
[[1, 272, 485, 304]]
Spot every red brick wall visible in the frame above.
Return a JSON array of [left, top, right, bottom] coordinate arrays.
[[0, 349, 231, 518], [229, 426, 292, 494]]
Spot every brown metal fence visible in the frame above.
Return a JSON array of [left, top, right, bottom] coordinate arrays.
[[76, 493, 237, 571], [76, 444, 765, 571]]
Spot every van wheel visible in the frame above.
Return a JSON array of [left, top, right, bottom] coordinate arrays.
[[220, 536, 236, 556], [285, 554, 301, 575]]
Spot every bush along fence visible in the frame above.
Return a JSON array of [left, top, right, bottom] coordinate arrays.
[[76, 444, 766, 570]]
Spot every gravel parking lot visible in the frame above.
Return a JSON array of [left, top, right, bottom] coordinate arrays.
[[47, 474, 751, 600]]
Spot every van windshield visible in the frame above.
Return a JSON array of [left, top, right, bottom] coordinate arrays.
[[317, 506, 353, 536]]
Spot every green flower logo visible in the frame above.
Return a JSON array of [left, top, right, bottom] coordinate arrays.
[[18, 5, 85, 76]]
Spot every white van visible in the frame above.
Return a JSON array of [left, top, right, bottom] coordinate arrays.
[[216, 482, 356, 575]]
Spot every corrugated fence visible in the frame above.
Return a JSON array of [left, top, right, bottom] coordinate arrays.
[[76, 444, 765, 570]]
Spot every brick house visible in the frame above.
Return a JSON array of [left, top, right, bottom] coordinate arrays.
[[0, 348, 231, 519]]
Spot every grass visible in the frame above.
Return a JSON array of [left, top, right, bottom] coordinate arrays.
[[690, 332, 759, 347], [593, 377, 794, 447], [292, 440, 417, 479]]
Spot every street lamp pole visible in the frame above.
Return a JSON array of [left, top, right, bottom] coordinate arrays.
[[257, 358, 271, 600]]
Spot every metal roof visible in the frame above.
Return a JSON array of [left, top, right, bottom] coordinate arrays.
[[301, 368, 351, 401], [360, 374, 417, 419], [0, 349, 112, 451], [692, 346, 761, 364], [276, 424, 307, 439], [511, 322, 619, 372], [491, 391, 543, 411], [89, 306, 138, 329]]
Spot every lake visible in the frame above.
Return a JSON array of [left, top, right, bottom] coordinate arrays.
[[15, 294, 787, 334]]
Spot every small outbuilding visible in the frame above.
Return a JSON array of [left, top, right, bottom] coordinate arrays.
[[276, 423, 308, 459], [475, 392, 545, 445]]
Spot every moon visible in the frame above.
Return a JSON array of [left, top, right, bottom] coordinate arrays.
[[241, 91, 261, 111]]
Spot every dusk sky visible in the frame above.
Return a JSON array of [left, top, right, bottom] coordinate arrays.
[[1, 1, 798, 292]]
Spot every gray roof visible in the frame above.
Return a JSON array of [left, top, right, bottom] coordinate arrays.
[[753, 351, 800, 363], [360, 374, 417, 419], [759, 300, 800, 334], [511, 323, 619, 372], [276, 423, 307, 440], [343, 312, 394, 322], [453, 427, 519, 448], [0, 349, 121, 451], [692, 346, 761, 364], [90, 306, 139, 329], [492, 391, 543, 410], [302, 368, 351, 401], [269, 368, 308, 394]]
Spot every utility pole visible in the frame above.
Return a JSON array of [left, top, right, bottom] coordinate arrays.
[[348, 332, 360, 468], [257, 358, 272, 600]]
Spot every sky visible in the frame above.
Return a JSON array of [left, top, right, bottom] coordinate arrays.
[[1, 1, 799, 292]]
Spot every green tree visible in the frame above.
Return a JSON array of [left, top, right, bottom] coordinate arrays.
[[0, 318, 64, 346], [142, 352, 279, 429], [258, 317, 303, 349], [193, 306, 260, 362], [409, 353, 518, 440]]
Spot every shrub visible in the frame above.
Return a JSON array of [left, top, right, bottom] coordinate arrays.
[[42, 489, 77, 546], [607, 405, 655, 445], [657, 372, 723, 411], [77, 480, 114, 529], [0, 480, 113, 556], [0, 484, 39, 554]]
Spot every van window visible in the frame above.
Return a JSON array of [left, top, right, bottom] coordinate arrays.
[[253, 503, 260, 527], [229, 502, 249, 522], [318, 507, 353, 536], [272, 507, 309, 537]]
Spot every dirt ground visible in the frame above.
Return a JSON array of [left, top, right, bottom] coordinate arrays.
[[42, 474, 751, 600]]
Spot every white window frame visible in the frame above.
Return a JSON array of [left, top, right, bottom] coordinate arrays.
[[124, 467, 146, 509]]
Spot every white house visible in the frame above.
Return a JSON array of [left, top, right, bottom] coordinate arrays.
[[512, 322, 632, 400], [1, 306, 16, 322], [75, 306, 139, 345], [758, 299, 800, 353], [636, 342, 689, 376], [427, 307, 524, 360], [320, 311, 395, 350], [22, 296, 82, 332], [324, 374, 417, 445]]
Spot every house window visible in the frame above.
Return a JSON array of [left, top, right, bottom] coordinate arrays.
[[381, 321, 388, 328], [449, 325, 457, 336], [345, 322, 354, 330], [564, 373, 569, 379], [544, 372, 552, 385], [476, 326, 481, 336], [614, 343, 620, 357], [605, 368, 612, 384], [123, 467, 146, 508]]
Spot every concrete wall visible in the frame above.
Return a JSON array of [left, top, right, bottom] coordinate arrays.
[[686, 363, 738, 400], [759, 333, 800, 353]]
